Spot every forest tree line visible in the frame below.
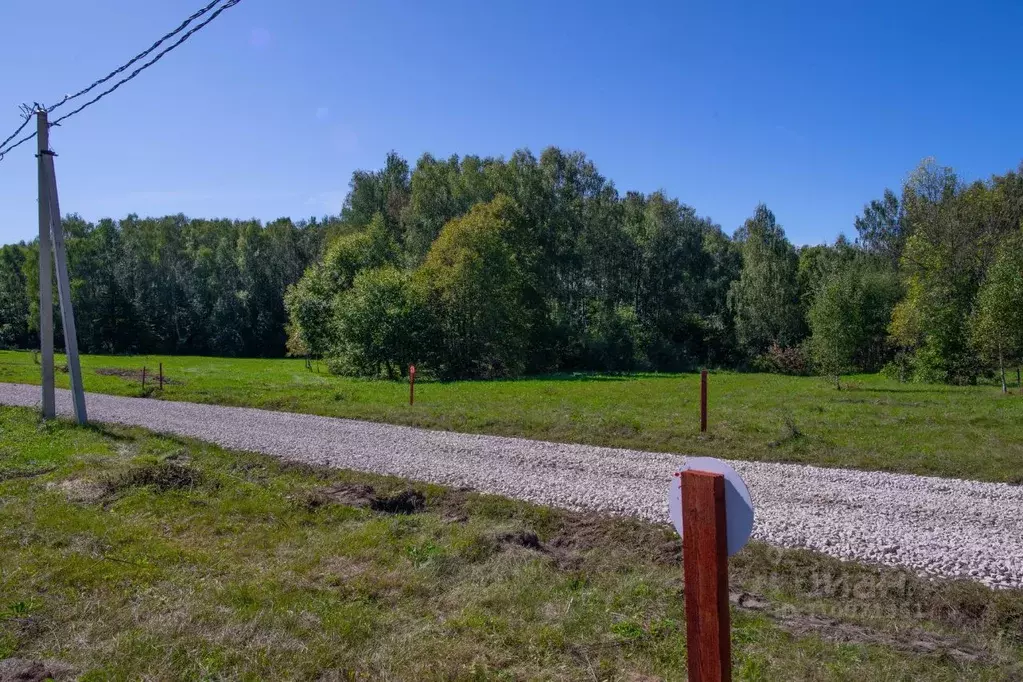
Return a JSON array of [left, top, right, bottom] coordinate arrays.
[[1, 147, 1022, 386], [0, 214, 333, 357]]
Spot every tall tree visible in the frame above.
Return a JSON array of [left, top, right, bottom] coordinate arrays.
[[810, 261, 901, 387], [402, 153, 496, 264], [341, 151, 411, 242], [895, 160, 990, 383], [0, 244, 30, 349], [330, 266, 429, 378], [855, 189, 905, 267], [634, 193, 716, 369], [727, 204, 802, 357], [414, 196, 530, 379], [971, 232, 1023, 392], [285, 214, 395, 357]]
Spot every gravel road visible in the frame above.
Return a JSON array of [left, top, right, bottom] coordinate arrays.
[[3, 382, 1022, 589]]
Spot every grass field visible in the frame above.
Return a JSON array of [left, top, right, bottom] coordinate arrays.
[[2, 350, 1022, 483], [2, 405, 1022, 680]]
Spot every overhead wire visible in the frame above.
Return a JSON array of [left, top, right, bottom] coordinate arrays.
[[0, 113, 31, 153], [0, 0, 243, 161], [45, 0, 224, 114], [0, 128, 37, 161], [50, 0, 242, 127]]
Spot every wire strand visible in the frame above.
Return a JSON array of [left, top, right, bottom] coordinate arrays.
[[0, 129, 37, 161], [46, 0, 224, 113], [0, 113, 31, 153], [0, 0, 242, 163], [50, 0, 242, 127]]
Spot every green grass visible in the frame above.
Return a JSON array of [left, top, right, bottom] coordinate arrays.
[[2, 350, 1022, 483], [2, 406, 1022, 680]]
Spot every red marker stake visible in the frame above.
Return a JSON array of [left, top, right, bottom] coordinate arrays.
[[700, 369, 708, 433], [409, 364, 416, 406], [681, 469, 730, 681]]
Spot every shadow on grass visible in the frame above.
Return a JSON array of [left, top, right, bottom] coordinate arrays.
[[832, 397, 933, 407], [517, 372, 640, 383], [851, 387, 952, 395], [81, 423, 136, 442], [411, 372, 642, 385]]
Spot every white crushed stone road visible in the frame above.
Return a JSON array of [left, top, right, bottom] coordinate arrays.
[[3, 382, 1022, 589]]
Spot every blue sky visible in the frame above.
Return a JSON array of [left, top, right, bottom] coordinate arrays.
[[1, 0, 1021, 246]]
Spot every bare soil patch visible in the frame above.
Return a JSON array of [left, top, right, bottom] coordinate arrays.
[[95, 367, 179, 384], [105, 462, 206, 494], [0, 658, 75, 682], [302, 483, 425, 514]]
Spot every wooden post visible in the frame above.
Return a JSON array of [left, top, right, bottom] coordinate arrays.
[[409, 364, 416, 406], [681, 469, 730, 681], [700, 370, 708, 433], [142, 366, 146, 392], [159, 362, 164, 391]]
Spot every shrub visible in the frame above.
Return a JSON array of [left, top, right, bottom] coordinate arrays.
[[752, 342, 810, 375]]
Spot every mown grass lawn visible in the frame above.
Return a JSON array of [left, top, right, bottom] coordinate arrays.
[[2, 350, 1022, 483], [2, 406, 1022, 680]]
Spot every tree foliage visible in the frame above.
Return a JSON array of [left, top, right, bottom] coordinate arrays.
[[330, 266, 428, 378], [0, 244, 30, 349], [283, 148, 760, 378], [414, 196, 531, 379], [1, 214, 326, 356], [971, 232, 1023, 391], [809, 261, 902, 387], [3, 148, 1023, 386], [854, 189, 905, 267], [728, 205, 802, 355]]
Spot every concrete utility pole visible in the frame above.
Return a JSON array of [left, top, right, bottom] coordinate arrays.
[[37, 108, 87, 424], [37, 110, 54, 418]]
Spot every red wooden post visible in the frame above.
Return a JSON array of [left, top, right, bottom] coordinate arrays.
[[159, 362, 164, 391], [681, 469, 730, 681], [141, 366, 146, 391], [409, 364, 416, 406], [700, 370, 708, 433]]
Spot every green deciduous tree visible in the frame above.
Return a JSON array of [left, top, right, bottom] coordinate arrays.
[[414, 196, 530, 379], [728, 204, 803, 357], [894, 160, 998, 383], [341, 151, 411, 243], [809, 261, 902, 387], [855, 189, 905, 267], [0, 243, 31, 349], [971, 232, 1023, 392], [285, 214, 396, 357], [329, 266, 429, 378], [7, 146, 1023, 386]]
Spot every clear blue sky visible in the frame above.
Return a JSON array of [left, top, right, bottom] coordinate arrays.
[[1, 0, 1021, 247]]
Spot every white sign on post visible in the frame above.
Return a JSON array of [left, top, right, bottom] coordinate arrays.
[[667, 456, 754, 556]]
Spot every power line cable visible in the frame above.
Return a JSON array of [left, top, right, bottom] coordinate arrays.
[[0, 0, 242, 160], [45, 0, 224, 114], [0, 113, 31, 153], [50, 0, 242, 126], [0, 128, 37, 161]]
